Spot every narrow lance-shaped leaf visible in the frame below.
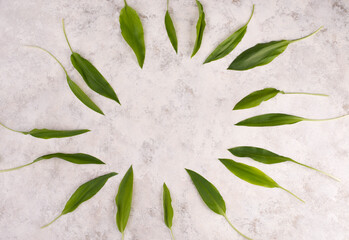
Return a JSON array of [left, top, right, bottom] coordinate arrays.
[[204, 5, 254, 64], [27, 45, 104, 115], [163, 183, 175, 240], [0, 122, 89, 139], [228, 26, 323, 71], [0, 153, 105, 173], [228, 146, 339, 181], [191, 0, 206, 57], [219, 159, 304, 202], [165, 0, 178, 53], [116, 166, 134, 239], [186, 169, 252, 240], [41, 172, 117, 228], [233, 87, 328, 110], [62, 20, 120, 104], [235, 113, 348, 127], [120, 0, 146, 68]]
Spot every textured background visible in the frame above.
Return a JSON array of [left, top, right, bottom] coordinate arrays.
[[0, 0, 349, 239]]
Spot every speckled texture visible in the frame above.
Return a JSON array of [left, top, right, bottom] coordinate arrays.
[[0, 0, 349, 239]]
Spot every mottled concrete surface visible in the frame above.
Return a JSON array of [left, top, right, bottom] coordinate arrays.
[[0, 0, 348, 239]]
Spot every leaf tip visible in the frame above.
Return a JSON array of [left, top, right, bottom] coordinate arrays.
[[109, 172, 118, 177], [114, 98, 121, 105], [163, 182, 168, 189], [127, 165, 134, 173], [203, 56, 211, 64]]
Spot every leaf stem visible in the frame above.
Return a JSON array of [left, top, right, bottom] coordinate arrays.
[[291, 26, 323, 43], [25, 45, 68, 75], [282, 91, 328, 97], [170, 228, 175, 240], [279, 186, 305, 203], [41, 214, 63, 229], [62, 19, 74, 53], [291, 160, 340, 182], [122, 231, 125, 240], [0, 122, 23, 134], [246, 4, 255, 25], [124, 0, 127, 6], [304, 114, 348, 122], [223, 214, 253, 240], [0, 162, 35, 173]]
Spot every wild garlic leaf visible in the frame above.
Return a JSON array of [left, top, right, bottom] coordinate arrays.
[[229, 146, 290, 164], [163, 183, 174, 228], [70, 52, 120, 104], [165, 0, 178, 53], [186, 169, 252, 240], [228, 146, 339, 181], [66, 77, 104, 115], [0, 153, 104, 173], [0, 122, 90, 139], [120, 0, 146, 68], [235, 113, 348, 127], [228, 27, 323, 70], [34, 153, 105, 164], [25, 128, 90, 139], [233, 87, 328, 110], [204, 5, 254, 64], [191, 0, 206, 57], [62, 20, 120, 104], [116, 166, 134, 236], [233, 88, 281, 110], [219, 159, 304, 202], [186, 169, 225, 215], [27, 45, 104, 115], [163, 183, 175, 239], [41, 172, 117, 228]]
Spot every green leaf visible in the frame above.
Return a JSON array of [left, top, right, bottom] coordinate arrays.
[[66, 76, 104, 115], [116, 166, 134, 235], [204, 5, 254, 64], [233, 88, 281, 110], [219, 158, 278, 187], [163, 183, 174, 229], [229, 146, 290, 164], [233, 88, 328, 110], [186, 169, 226, 215], [70, 53, 120, 104], [34, 153, 105, 164], [191, 0, 206, 57], [27, 45, 104, 115], [228, 146, 340, 181], [228, 27, 323, 71], [219, 159, 304, 202], [235, 113, 305, 127], [0, 122, 90, 139], [41, 172, 117, 228], [120, 0, 146, 68], [235, 113, 348, 127], [25, 128, 90, 139], [62, 20, 120, 104], [165, 1, 178, 53], [0, 153, 104, 173], [186, 169, 252, 240]]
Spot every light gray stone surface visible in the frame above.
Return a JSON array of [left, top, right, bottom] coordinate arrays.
[[0, 0, 348, 239]]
